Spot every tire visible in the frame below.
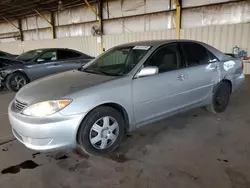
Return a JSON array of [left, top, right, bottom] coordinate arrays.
[[77, 106, 125, 156], [0, 85, 5, 91], [206, 81, 231, 113], [5, 72, 29, 92]]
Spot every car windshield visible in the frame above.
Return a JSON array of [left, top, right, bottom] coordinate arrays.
[[16, 50, 43, 61], [82, 46, 151, 76]]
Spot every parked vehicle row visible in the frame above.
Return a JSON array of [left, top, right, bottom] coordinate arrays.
[[8, 40, 245, 156], [0, 48, 94, 91]]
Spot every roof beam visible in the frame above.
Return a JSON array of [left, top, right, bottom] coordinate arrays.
[[2, 17, 23, 41]]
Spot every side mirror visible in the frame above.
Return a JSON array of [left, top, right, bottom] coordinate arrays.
[[135, 66, 159, 78], [37, 58, 45, 62], [209, 59, 217, 63]]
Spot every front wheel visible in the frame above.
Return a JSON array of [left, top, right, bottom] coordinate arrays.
[[5, 72, 28, 92], [206, 81, 231, 113], [77, 106, 125, 156]]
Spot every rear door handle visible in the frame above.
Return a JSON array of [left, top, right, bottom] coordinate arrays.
[[177, 74, 187, 81], [212, 64, 218, 71]]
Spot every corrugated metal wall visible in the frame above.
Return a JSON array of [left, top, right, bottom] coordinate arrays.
[[2, 0, 249, 42], [0, 36, 98, 57], [1, 22, 250, 56], [1, 22, 250, 74], [181, 23, 250, 54], [104, 22, 250, 55]]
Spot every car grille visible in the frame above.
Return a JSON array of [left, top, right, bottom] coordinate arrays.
[[12, 99, 27, 112]]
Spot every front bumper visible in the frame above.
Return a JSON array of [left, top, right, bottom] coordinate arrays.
[[8, 101, 86, 152]]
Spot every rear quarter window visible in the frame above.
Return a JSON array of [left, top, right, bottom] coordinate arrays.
[[181, 43, 211, 66]]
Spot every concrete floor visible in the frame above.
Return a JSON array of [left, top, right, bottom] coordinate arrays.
[[0, 77, 250, 188]]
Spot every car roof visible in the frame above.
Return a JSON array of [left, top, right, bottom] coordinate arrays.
[[115, 39, 212, 47], [115, 40, 172, 48], [116, 39, 228, 61], [28, 48, 83, 53]]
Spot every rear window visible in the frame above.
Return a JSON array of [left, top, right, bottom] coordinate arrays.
[[57, 50, 83, 60]]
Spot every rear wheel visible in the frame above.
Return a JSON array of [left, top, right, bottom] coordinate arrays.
[[77, 106, 125, 156], [206, 81, 231, 113], [5, 72, 28, 92]]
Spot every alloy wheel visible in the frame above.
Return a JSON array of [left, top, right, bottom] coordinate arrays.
[[89, 116, 119, 150], [11, 76, 27, 90]]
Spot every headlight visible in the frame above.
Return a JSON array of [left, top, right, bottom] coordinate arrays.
[[22, 99, 71, 117]]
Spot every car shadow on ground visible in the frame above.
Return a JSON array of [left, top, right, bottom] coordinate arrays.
[[0, 88, 11, 94]]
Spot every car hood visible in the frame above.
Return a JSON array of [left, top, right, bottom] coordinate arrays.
[[0, 57, 24, 67], [16, 70, 115, 104]]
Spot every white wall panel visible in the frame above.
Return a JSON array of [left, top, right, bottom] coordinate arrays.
[[26, 16, 37, 30], [23, 28, 53, 41], [146, 0, 170, 13], [71, 6, 96, 23], [38, 28, 53, 40], [0, 22, 19, 34], [182, 1, 250, 28], [103, 0, 171, 19], [21, 19, 28, 31], [23, 30, 39, 41], [103, 19, 123, 34], [103, 29, 175, 50], [183, 0, 239, 7], [146, 12, 175, 31], [37, 13, 51, 29], [0, 41, 24, 54], [104, 11, 175, 35], [123, 16, 145, 32], [22, 14, 53, 30], [55, 4, 97, 26], [122, 0, 145, 17], [0, 32, 20, 43], [56, 9, 72, 25], [56, 22, 97, 37], [103, 0, 122, 19]]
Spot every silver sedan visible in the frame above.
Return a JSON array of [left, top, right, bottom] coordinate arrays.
[[8, 40, 245, 156]]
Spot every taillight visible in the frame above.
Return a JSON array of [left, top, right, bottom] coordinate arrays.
[[242, 61, 244, 70]]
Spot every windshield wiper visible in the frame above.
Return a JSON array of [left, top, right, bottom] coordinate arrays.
[[82, 68, 119, 76], [98, 70, 119, 76], [82, 69, 102, 75]]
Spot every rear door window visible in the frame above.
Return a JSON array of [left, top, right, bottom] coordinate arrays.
[[57, 50, 83, 60], [181, 43, 210, 67]]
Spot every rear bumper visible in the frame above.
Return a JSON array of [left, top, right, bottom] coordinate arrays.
[[232, 73, 245, 92], [0, 76, 4, 87]]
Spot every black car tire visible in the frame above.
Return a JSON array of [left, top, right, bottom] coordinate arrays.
[[0, 85, 5, 91], [77, 106, 125, 156], [206, 81, 231, 113], [5, 72, 29, 92]]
